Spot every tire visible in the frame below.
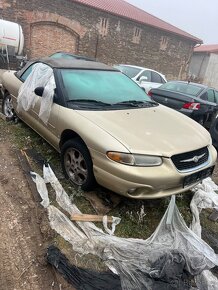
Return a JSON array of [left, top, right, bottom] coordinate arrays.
[[2, 93, 14, 118], [0, 54, 5, 66], [61, 138, 96, 191]]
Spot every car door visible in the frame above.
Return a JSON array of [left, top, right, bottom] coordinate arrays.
[[151, 71, 166, 89], [136, 70, 152, 92], [17, 62, 60, 148], [21, 63, 61, 149], [10, 63, 41, 130], [34, 86, 61, 150], [199, 89, 218, 127], [207, 89, 218, 123], [214, 90, 218, 104]]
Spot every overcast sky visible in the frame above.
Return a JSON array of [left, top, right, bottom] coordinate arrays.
[[126, 0, 218, 44]]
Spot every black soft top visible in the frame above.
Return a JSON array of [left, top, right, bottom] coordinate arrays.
[[40, 57, 118, 71], [16, 57, 117, 78]]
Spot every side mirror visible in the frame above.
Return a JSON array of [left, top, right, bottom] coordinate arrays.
[[139, 76, 148, 84], [34, 86, 44, 97]]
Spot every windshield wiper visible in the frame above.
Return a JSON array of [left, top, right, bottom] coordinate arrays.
[[114, 100, 144, 107], [145, 100, 159, 106], [114, 100, 157, 107], [67, 99, 112, 106]]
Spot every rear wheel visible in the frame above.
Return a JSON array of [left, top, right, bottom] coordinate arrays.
[[2, 93, 14, 118], [61, 138, 96, 190]]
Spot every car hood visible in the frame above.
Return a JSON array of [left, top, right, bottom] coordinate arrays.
[[75, 105, 211, 157]]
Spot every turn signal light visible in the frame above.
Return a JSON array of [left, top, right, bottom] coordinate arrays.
[[182, 102, 200, 110]]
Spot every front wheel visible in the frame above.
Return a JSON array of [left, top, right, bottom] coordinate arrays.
[[2, 93, 14, 118], [61, 138, 96, 191]]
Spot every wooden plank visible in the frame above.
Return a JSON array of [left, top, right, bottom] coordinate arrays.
[[71, 214, 113, 223], [83, 190, 121, 215]]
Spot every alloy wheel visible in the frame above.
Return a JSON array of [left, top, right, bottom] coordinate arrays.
[[64, 148, 88, 185], [3, 95, 14, 118]]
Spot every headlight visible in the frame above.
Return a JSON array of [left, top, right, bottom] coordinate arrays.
[[107, 152, 162, 166]]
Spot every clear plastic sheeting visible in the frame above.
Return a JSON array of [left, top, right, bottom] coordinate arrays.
[[32, 165, 218, 290], [190, 177, 218, 289], [195, 270, 218, 290], [103, 215, 121, 235], [31, 172, 49, 208], [48, 205, 95, 255], [17, 63, 56, 124], [190, 177, 218, 237]]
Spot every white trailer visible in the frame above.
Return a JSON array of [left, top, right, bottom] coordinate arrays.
[[0, 19, 24, 56]]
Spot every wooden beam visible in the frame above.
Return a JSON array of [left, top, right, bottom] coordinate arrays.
[[71, 214, 113, 223]]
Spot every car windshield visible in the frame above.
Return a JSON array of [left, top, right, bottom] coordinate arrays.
[[60, 69, 152, 108], [159, 82, 203, 96], [114, 65, 141, 78]]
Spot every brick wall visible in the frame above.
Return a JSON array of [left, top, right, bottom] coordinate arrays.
[[0, 0, 196, 79]]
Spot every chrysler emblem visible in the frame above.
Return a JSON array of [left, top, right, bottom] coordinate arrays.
[[180, 153, 205, 163]]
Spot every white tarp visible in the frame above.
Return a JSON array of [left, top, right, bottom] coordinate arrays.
[[17, 63, 56, 124], [190, 178, 218, 289], [31, 165, 218, 290], [190, 178, 218, 237]]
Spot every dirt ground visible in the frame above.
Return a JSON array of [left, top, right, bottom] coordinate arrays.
[[0, 138, 74, 289], [1, 138, 218, 290]]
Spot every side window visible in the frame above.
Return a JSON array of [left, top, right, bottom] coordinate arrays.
[[207, 89, 215, 103], [160, 76, 166, 84], [20, 64, 34, 82], [200, 92, 208, 101], [138, 70, 151, 82], [151, 72, 163, 83], [214, 91, 218, 103]]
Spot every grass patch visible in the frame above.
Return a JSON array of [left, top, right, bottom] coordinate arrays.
[[1, 117, 217, 243]]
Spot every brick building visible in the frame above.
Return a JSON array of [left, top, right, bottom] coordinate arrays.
[[0, 0, 202, 79]]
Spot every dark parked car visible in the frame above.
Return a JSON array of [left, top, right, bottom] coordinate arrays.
[[149, 81, 218, 129], [210, 116, 218, 149]]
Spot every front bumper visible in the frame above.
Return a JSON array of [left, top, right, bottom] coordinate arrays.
[[91, 144, 217, 199]]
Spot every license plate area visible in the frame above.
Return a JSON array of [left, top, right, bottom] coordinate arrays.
[[183, 166, 214, 188]]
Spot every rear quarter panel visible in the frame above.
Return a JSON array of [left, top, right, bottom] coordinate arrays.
[[2, 71, 21, 105], [151, 89, 193, 110]]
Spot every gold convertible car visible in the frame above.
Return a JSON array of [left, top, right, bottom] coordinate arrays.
[[1, 57, 217, 199]]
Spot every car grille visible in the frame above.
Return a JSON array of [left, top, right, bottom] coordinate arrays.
[[171, 147, 209, 171]]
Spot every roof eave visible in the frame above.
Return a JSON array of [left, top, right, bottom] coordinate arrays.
[[194, 50, 218, 54]]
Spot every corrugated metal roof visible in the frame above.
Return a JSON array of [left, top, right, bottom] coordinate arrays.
[[194, 44, 218, 53], [72, 0, 202, 43]]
